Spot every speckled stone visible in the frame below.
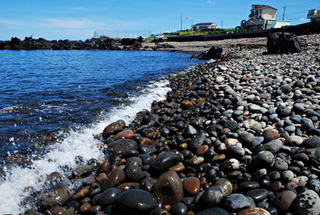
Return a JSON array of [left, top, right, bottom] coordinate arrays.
[[292, 189, 320, 215], [199, 186, 224, 206], [107, 139, 138, 158]]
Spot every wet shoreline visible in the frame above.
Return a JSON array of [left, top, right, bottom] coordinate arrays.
[[15, 33, 320, 214]]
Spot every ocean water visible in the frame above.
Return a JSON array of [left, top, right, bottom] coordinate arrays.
[[0, 49, 202, 213]]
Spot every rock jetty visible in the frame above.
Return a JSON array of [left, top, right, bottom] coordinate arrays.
[[22, 33, 320, 215]]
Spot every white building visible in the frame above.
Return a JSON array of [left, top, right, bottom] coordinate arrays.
[[192, 23, 217, 30], [307, 9, 320, 22], [242, 5, 290, 31]]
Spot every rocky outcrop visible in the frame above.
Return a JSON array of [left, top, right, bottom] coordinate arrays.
[[267, 32, 301, 54], [198, 46, 223, 60], [0, 37, 145, 50]]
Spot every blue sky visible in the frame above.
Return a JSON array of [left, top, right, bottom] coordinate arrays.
[[0, 0, 318, 41]]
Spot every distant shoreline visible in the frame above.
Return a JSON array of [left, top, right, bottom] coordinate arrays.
[[1, 21, 319, 52]]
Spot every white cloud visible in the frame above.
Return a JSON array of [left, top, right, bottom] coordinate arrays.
[[207, 1, 216, 4], [41, 18, 102, 29], [0, 18, 20, 25], [299, 18, 306, 21]]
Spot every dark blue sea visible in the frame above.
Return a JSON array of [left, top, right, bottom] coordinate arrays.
[[0, 50, 202, 213]]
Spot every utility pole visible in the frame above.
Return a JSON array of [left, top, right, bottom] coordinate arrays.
[[181, 14, 183, 31], [221, 20, 223, 29], [282, 4, 286, 21]]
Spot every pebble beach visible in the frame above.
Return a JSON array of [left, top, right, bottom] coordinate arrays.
[[21, 33, 320, 215]]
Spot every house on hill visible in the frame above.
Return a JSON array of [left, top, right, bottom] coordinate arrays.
[[308, 9, 320, 22], [239, 4, 290, 32], [192, 23, 217, 30]]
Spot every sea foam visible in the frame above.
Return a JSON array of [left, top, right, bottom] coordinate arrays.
[[0, 79, 170, 214]]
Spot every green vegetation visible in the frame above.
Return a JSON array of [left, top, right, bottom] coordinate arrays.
[[171, 28, 236, 37], [144, 28, 236, 42]]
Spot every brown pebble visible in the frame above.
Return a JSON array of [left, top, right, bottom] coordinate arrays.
[[79, 202, 91, 212], [225, 138, 238, 146], [196, 145, 209, 155], [212, 154, 226, 161], [113, 130, 134, 140], [96, 173, 107, 181], [142, 128, 155, 138], [116, 182, 140, 192], [72, 188, 89, 199], [262, 129, 280, 142], [197, 98, 206, 104], [181, 100, 195, 108], [99, 161, 112, 174], [238, 207, 270, 215], [50, 206, 66, 215], [168, 162, 185, 172], [139, 137, 152, 145], [164, 205, 171, 211], [182, 177, 200, 195], [179, 143, 188, 149]]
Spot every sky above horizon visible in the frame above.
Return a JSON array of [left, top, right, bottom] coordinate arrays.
[[0, 0, 319, 41]]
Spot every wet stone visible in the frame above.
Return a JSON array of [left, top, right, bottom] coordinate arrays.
[[224, 193, 252, 211], [116, 189, 157, 214], [197, 207, 229, 215], [214, 178, 233, 196], [170, 202, 188, 215], [153, 171, 184, 205], [107, 139, 138, 158], [39, 182, 72, 207], [182, 177, 200, 195], [99, 161, 112, 174], [150, 151, 180, 173], [126, 156, 143, 169], [189, 134, 206, 150], [101, 168, 126, 191], [199, 186, 224, 206], [245, 189, 269, 203], [72, 165, 93, 178], [238, 181, 260, 191], [125, 165, 145, 182], [103, 121, 124, 138], [184, 125, 198, 136]]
